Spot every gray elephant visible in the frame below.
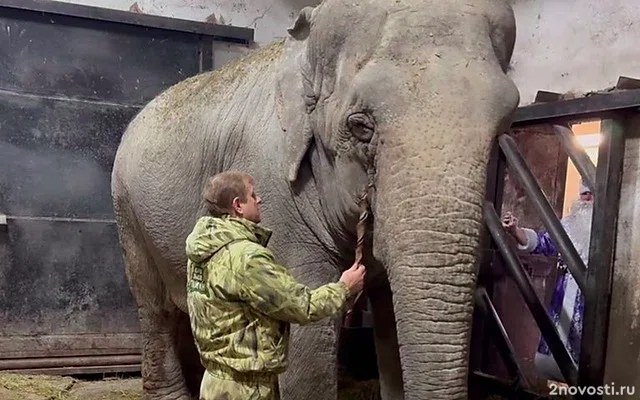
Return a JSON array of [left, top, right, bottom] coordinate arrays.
[[110, 0, 520, 399]]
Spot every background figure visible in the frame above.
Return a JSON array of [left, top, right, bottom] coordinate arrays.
[[502, 179, 594, 381]]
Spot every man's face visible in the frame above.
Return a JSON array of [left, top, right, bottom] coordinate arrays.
[[580, 191, 593, 202], [234, 180, 262, 223]]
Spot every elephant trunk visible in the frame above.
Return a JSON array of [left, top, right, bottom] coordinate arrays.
[[373, 117, 501, 399]]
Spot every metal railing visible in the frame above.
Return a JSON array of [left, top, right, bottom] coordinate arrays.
[[470, 84, 638, 399]]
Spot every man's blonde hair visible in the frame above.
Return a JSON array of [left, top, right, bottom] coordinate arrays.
[[203, 171, 253, 217]]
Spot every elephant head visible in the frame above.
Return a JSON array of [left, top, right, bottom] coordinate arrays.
[[276, 0, 520, 398]]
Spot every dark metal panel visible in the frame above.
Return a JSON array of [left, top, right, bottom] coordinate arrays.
[[0, 91, 141, 219], [577, 119, 626, 396], [0, 0, 240, 374], [0, 8, 203, 105], [0, 218, 139, 339], [512, 89, 640, 127], [0, 0, 254, 44], [0, 333, 141, 359]]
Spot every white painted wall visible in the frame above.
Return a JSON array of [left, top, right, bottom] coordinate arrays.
[[509, 0, 640, 105]]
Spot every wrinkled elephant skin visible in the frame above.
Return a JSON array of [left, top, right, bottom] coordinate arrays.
[[110, 0, 520, 399]]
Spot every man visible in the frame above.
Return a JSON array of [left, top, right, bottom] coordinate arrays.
[[502, 178, 593, 381], [185, 170, 366, 400]]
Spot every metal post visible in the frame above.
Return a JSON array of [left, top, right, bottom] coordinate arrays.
[[484, 202, 579, 386], [498, 134, 588, 293], [475, 286, 530, 389], [578, 119, 625, 397], [473, 139, 509, 373], [553, 124, 597, 192]]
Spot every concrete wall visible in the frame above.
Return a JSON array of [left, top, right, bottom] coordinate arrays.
[[53, 0, 317, 46], [509, 0, 640, 105]]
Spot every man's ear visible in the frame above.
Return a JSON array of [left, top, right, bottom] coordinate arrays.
[[231, 197, 241, 214], [287, 6, 315, 40]]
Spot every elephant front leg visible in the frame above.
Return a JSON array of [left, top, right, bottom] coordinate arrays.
[[279, 319, 341, 400]]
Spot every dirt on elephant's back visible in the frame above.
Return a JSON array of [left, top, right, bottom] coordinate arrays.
[[154, 38, 286, 113]]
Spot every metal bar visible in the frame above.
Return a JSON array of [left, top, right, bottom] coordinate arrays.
[[484, 202, 579, 386], [512, 89, 640, 127], [553, 124, 597, 192], [0, 354, 141, 370], [2, 215, 115, 224], [0, 0, 254, 44], [474, 286, 530, 388], [577, 119, 626, 396], [471, 140, 509, 373], [5, 364, 142, 376], [498, 133, 588, 292]]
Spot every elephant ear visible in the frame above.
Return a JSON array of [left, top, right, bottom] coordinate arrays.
[[287, 6, 315, 41], [277, 7, 318, 184]]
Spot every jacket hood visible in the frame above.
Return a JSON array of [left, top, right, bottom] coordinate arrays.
[[185, 215, 273, 263]]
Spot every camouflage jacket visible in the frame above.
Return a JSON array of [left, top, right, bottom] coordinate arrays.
[[185, 215, 349, 376]]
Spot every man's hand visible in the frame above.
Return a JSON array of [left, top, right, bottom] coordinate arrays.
[[502, 212, 519, 234], [340, 262, 366, 297], [502, 212, 528, 246]]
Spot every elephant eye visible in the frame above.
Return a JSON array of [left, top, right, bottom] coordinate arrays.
[[347, 113, 375, 142]]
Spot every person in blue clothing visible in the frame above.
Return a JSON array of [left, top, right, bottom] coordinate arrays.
[[501, 179, 594, 381]]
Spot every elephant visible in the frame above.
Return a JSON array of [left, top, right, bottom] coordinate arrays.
[[110, 0, 520, 399]]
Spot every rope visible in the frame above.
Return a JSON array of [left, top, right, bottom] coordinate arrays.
[[344, 190, 370, 327]]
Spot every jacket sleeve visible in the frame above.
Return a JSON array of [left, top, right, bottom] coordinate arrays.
[[236, 248, 350, 325], [533, 231, 558, 257], [517, 228, 558, 256]]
